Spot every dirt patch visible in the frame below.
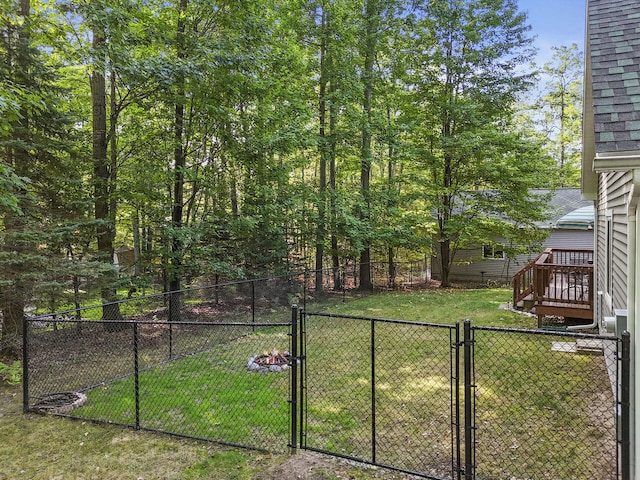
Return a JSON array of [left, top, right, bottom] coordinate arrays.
[[253, 451, 419, 480]]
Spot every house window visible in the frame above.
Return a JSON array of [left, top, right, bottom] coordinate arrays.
[[482, 245, 505, 259]]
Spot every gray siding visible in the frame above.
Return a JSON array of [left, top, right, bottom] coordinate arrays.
[[597, 171, 630, 315], [542, 230, 595, 251], [431, 229, 594, 283]]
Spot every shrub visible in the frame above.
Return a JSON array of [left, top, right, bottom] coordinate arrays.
[[0, 360, 21, 385]]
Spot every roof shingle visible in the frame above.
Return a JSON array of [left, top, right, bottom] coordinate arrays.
[[590, 0, 640, 153]]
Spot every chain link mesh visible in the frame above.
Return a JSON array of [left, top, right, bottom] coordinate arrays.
[[302, 314, 457, 479], [472, 328, 618, 480], [26, 317, 293, 452], [24, 274, 621, 479]]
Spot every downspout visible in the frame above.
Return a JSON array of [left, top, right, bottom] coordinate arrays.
[[629, 170, 640, 480], [566, 300, 598, 331]]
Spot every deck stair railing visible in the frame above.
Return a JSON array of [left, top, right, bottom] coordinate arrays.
[[513, 259, 535, 308]]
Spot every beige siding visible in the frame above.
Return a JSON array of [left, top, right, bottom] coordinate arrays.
[[431, 229, 594, 283], [597, 171, 631, 316], [542, 230, 594, 250]]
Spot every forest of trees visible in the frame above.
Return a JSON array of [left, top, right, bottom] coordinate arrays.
[[0, 0, 583, 353]]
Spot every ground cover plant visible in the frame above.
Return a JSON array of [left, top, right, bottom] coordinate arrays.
[[18, 287, 617, 479]]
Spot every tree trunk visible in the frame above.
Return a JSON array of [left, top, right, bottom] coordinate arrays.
[[91, 25, 122, 323], [169, 0, 188, 320], [132, 213, 142, 276], [386, 106, 397, 288], [358, 0, 378, 291], [329, 79, 342, 291], [315, 9, 328, 292]]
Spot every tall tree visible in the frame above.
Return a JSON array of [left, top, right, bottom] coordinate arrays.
[[168, 0, 188, 319], [88, 4, 124, 321], [538, 44, 583, 186], [410, 0, 552, 288], [0, 0, 84, 351], [315, 3, 329, 291], [0, 0, 32, 350], [357, 0, 382, 291]]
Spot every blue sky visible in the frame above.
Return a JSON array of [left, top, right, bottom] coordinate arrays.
[[518, 0, 586, 65]]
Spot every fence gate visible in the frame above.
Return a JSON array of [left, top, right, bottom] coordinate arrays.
[[298, 311, 462, 479]]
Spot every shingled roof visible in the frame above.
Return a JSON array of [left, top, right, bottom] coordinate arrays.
[[589, 0, 640, 153]]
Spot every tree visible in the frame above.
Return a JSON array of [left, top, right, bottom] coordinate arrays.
[[409, 0, 553, 288], [537, 44, 583, 186], [357, 0, 382, 291], [0, 0, 87, 352]]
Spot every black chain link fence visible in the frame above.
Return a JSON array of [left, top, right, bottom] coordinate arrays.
[[300, 313, 459, 479], [23, 265, 627, 479], [471, 327, 620, 480], [298, 315, 624, 480], [25, 317, 293, 452], [26, 261, 430, 325]]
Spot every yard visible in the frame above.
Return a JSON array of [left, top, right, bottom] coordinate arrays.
[[7, 287, 619, 479]]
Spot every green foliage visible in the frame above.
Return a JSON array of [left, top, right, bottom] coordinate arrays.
[[0, 359, 21, 385], [539, 44, 583, 186], [0, 0, 567, 319]]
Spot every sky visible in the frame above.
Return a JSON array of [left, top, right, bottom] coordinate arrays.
[[518, 0, 586, 66]]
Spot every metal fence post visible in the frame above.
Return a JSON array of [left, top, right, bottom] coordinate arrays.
[[303, 270, 308, 311], [251, 280, 256, 330], [463, 319, 475, 480], [342, 264, 346, 303], [290, 305, 298, 454], [168, 322, 173, 360], [621, 331, 630, 480], [298, 307, 306, 449], [22, 314, 29, 413], [454, 321, 461, 480], [133, 321, 140, 430], [371, 319, 377, 464]]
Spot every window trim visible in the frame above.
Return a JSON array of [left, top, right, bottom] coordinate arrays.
[[482, 244, 505, 260]]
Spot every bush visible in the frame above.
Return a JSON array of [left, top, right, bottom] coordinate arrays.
[[0, 360, 21, 385]]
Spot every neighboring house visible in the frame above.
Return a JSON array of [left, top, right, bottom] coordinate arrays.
[[582, 0, 639, 476], [430, 188, 594, 283]]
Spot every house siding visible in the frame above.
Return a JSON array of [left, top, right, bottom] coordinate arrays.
[[597, 170, 630, 316], [431, 229, 595, 283]]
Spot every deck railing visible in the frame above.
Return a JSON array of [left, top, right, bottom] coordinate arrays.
[[534, 248, 593, 307], [513, 248, 594, 318]]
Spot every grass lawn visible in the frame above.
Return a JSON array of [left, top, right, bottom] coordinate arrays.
[[12, 287, 618, 479]]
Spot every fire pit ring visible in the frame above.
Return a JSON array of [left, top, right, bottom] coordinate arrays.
[[247, 349, 292, 373], [32, 392, 87, 414]]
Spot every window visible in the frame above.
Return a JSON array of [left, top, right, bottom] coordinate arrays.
[[482, 244, 505, 259]]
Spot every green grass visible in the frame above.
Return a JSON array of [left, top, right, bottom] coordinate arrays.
[[321, 287, 533, 327], [76, 344, 291, 449], [310, 290, 616, 479], [20, 287, 617, 479]]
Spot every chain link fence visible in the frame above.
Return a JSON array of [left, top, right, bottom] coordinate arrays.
[[300, 312, 459, 479], [470, 327, 620, 480], [23, 270, 627, 479], [25, 317, 294, 452], [296, 314, 624, 480], [26, 262, 430, 326]]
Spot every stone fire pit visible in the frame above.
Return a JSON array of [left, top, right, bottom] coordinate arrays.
[[247, 349, 292, 373], [32, 391, 87, 414]]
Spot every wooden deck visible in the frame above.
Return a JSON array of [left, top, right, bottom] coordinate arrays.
[[513, 248, 594, 327]]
